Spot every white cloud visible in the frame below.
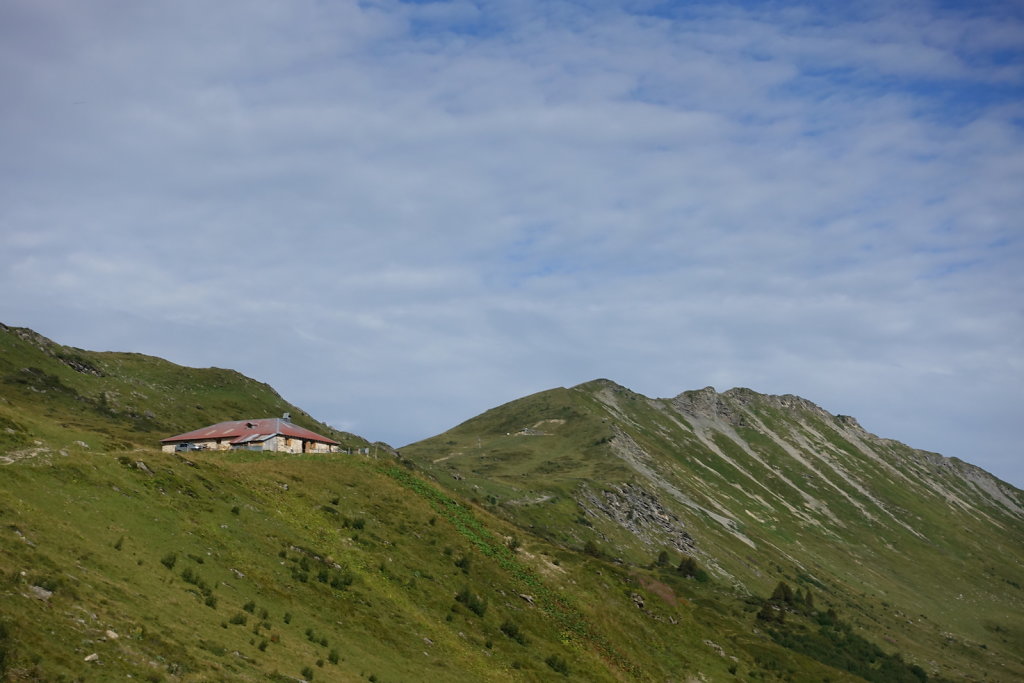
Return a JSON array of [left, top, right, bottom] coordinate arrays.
[[1, 0, 1021, 485]]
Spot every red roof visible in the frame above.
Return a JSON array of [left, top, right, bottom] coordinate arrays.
[[161, 418, 339, 445]]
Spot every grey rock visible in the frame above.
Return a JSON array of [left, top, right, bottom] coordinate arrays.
[[29, 585, 53, 601]]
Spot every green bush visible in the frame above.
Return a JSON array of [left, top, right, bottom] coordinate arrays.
[[677, 556, 709, 582], [330, 571, 354, 589], [545, 654, 570, 676], [500, 620, 528, 645], [455, 587, 487, 617], [180, 567, 213, 597], [160, 553, 177, 570]]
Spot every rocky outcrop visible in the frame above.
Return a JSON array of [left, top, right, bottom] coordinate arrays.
[[1, 323, 104, 376], [671, 387, 748, 427], [576, 482, 696, 553]]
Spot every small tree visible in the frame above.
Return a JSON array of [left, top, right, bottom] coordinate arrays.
[[677, 556, 698, 577], [160, 552, 177, 570], [757, 602, 784, 624], [771, 581, 794, 604]]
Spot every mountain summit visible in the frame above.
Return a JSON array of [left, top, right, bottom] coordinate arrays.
[[402, 379, 1024, 679]]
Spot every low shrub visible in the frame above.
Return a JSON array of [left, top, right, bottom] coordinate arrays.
[[455, 587, 487, 617], [160, 553, 177, 570], [500, 620, 528, 645], [545, 654, 570, 676]]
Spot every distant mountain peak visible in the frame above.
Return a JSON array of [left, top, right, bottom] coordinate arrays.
[[573, 378, 629, 392]]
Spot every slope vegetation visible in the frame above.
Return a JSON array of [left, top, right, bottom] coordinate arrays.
[[0, 322, 368, 456], [2, 326, 1021, 681], [0, 327, 863, 681], [402, 379, 1024, 681]]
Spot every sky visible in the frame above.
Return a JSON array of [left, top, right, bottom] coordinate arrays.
[[1, 0, 1022, 487]]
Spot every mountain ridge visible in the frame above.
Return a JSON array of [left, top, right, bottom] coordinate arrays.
[[2, 324, 1022, 681], [402, 377, 1024, 680], [0, 321, 372, 456]]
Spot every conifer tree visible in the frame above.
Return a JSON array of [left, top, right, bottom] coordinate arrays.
[[677, 556, 699, 578], [771, 580, 794, 604]]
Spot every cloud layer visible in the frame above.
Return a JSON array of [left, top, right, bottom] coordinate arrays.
[[2, 0, 1022, 485]]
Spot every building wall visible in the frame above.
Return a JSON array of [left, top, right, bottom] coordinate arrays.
[[263, 436, 302, 453], [163, 436, 340, 453], [301, 440, 337, 450]]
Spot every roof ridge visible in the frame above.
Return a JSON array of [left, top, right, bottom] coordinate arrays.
[[161, 417, 339, 445]]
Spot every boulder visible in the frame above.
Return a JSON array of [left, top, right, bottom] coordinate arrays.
[[29, 585, 53, 601]]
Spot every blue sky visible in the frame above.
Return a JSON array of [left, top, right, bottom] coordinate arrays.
[[1, 0, 1022, 486]]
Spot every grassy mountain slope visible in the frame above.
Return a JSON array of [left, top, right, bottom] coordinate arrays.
[[2, 448, 870, 682], [401, 379, 1024, 682], [0, 322, 369, 454], [2, 325, 1021, 681], [1, 325, 867, 682]]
